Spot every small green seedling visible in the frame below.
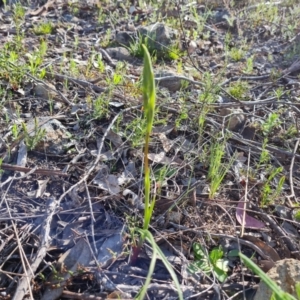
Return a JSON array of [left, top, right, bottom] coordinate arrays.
[[33, 22, 53, 35], [229, 47, 245, 61], [261, 167, 285, 206], [188, 243, 229, 283], [227, 81, 249, 99], [208, 138, 235, 199], [261, 113, 281, 136], [22, 118, 46, 151]]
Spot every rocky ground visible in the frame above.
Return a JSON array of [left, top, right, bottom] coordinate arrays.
[[0, 0, 300, 299]]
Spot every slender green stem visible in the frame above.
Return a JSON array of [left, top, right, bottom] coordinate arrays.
[[143, 132, 150, 230]]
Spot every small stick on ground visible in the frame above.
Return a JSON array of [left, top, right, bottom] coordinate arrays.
[[13, 198, 59, 300]]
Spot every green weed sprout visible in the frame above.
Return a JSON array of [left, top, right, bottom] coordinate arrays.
[[134, 44, 183, 300], [33, 22, 53, 35], [239, 253, 298, 300], [261, 167, 285, 206], [141, 44, 156, 231], [22, 119, 46, 151], [208, 138, 235, 199], [261, 113, 281, 136]]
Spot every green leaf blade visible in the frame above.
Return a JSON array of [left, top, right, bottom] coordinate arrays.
[[209, 247, 223, 264], [142, 44, 156, 134]]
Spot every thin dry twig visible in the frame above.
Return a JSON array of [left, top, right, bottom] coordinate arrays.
[[62, 290, 106, 300], [241, 150, 251, 237], [84, 180, 97, 255], [25, 72, 73, 106], [13, 198, 58, 300], [1, 163, 68, 177], [286, 138, 300, 205], [2, 174, 34, 300]]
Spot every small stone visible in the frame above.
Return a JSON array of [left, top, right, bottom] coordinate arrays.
[[188, 40, 197, 54], [137, 23, 178, 53], [254, 259, 300, 300], [169, 211, 181, 224], [33, 83, 56, 100], [126, 22, 136, 32], [115, 31, 135, 47], [210, 9, 237, 30], [155, 70, 191, 92], [219, 108, 245, 131], [105, 47, 134, 62], [54, 102, 63, 110], [274, 205, 291, 219], [26, 118, 72, 155]]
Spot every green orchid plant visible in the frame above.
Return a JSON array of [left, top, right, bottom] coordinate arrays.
[[132, 45, 183, 300]]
